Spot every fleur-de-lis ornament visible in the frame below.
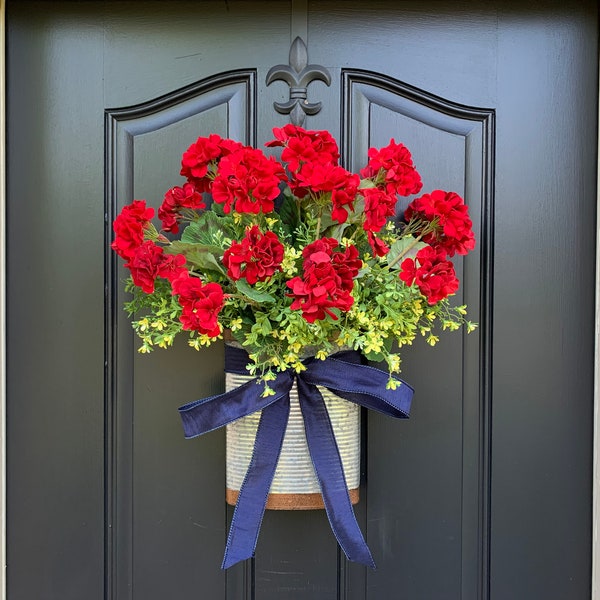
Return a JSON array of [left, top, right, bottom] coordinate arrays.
[[266, 37, 331, 126]]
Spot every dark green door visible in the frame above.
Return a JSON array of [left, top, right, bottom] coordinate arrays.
[[7, 2, 597, 598]]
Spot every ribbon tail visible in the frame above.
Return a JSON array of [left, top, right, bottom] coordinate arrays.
[[221, 394, 291, 569], [297, 378, 376, 569]]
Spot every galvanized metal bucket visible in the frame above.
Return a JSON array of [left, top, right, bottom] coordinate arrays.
[[225, 370, 361, 510]]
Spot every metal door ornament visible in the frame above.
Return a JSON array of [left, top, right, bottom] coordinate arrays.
[[266, 36, 331, 126]]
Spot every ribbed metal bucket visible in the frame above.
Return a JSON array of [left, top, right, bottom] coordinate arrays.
[[225, 371, 361, 510]]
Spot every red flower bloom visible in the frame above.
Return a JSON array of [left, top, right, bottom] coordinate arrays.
[[159, 182, 206, 233], [404, 190, 475, 257], [367, 231, 390, 257], [125, 241, 187, 293], [111, 200, 154, 260], [332, 244, 362, 292], [362, 187, 397, 232], [211, 147, 286, 214], [222, 226, 284, 284], [360, 139, 422, 197], [399, 246, 459, 304], [180, 134, 243, 191], [287, 239, 360, 323], [171, 272, 224, 337], [159, 253, 188, 283], [266, 125, 339, 172], [289, 162, 359, 222]]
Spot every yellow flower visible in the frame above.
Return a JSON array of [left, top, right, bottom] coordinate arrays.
[[197, 334, 214, 346], [386, 378, 401, 390], [363, 335, 383, 355], [188, 339, 201, 351], [261, 384, 276, 397], [262, 370, 277, 382], [427, 334, 439, 346], [281, 247, 301, 276], [139, 341, 152, 354], [315, 349, 328, 360], [388, 354, 401, 373], [158, 334, 174, 349], [230, 318, 243, 332], [284, 352, 299, 364]]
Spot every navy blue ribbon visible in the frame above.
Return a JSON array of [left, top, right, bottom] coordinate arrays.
[[178, 345, 414, 569]]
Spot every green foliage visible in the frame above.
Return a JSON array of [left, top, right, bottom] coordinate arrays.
[[387, 236, 427, 269], [118, 134, 477, 383], [124, 277, 184, 353], [235, 279, 276, 304], [168, 241, 225, 274]]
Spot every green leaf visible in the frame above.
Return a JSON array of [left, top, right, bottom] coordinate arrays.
[[387, 236, 427, 269], [322, 222, 351, 240], [211, 202, 226, 217], [235, 279, 276, 303], [181, 211, 233, 246], [168, 241, 225, 274], [358, 178, 376, 190], [278, 193, 300, 236], [363, 349, 385, 363]]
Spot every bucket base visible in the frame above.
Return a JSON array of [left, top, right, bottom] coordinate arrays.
[[226, 488, 360, 510]]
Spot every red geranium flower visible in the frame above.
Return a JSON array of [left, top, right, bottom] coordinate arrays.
[[360, 139, 422, 197], [332, 244, 362, 292], [111, 200, 154, 260], [159, 182, 206, 233], [404, 190, 475, 257], [211, 147, 286, 214], [362, 187, 398, 232], [223, 226, 285, 284], [180, 134, 243, 192], [266, 125, 340, 172], [287, 239, 360, 323], [291, 163, 359, 223], [125, 241, 187, 293], [399, 246, 459, 304], [171, 272, 224, 337], [367, 231, 390, 257]]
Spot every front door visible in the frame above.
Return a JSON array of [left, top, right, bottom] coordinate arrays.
[[6, 2, 598, 599]]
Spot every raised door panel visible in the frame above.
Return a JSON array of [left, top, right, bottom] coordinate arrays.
[[341, 70, 491, 600], [106, 72, 256, 598]]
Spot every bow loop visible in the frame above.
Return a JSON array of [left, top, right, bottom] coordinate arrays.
[[178, 344, 414, 569]]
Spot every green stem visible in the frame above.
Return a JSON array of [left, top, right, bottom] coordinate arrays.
[[225, 293, 260, 307], [347, 226, 359, 242], [387, 232, 425, 269]]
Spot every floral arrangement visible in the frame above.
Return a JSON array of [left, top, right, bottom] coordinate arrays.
[[112, 125, 476, 393]]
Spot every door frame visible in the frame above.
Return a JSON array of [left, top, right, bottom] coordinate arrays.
[[0, 3, 597, 599]]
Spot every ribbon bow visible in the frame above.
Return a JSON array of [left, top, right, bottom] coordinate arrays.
[[178, 345, 414, 569]]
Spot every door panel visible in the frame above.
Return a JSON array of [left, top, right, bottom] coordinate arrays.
[[107, 71, 257, 597], [6, 2, 597, 599], [341, 70, 492, 599]]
